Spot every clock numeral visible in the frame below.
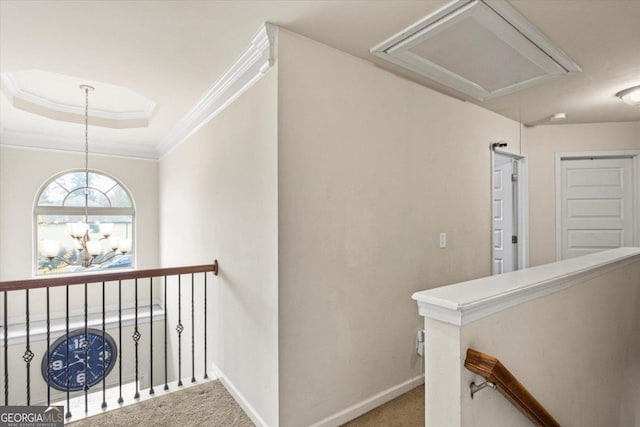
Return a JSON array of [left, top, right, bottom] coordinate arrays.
[[51, 360, 64, 371], [76, 372, 85, 384], [72, 337, 88, 350], [99, 350, 110, 362]]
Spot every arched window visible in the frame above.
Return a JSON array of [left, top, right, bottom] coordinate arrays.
[[35, 170, 134, 275]]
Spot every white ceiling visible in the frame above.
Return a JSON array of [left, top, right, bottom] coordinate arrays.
[[1, 0, 638, 159]]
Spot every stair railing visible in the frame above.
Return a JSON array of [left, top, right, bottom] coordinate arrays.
[[465, 348, 561, 427], [0, 260, 218, 420]]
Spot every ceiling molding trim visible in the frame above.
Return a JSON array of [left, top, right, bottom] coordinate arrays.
[[157, 22, 277, 158], [0, 129, 158, 160], [0, 73, 156, 122]]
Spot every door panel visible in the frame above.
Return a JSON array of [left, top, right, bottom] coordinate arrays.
[[560, 158, 633, 259], [493, 156, 514, 274]]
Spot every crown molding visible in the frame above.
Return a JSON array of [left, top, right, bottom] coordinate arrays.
[[0, 128, 158, 160], [0, 23, 276, 160], [412, 247, 640, 326], [1, 73, 156, 128], [157, 22, 277, 158]]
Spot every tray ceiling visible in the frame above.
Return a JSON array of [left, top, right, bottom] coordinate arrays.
[[0, 0, 638, 159]]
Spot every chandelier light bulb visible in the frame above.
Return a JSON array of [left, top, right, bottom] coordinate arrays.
[[41, 240, 60, 259], [119, 239, 132, 254], [99, 222, 114, 237], [86, 240, 103, 257], [108, 236, 120, 250], [68, 222, 89, 238]]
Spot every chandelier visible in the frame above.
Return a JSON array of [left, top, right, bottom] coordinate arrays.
[[39, 85, 132, 269]]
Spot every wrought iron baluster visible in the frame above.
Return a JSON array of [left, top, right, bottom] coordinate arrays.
[[133, 279, 140, 399], [191, 273, 195, 383], [118, 280, 123, 404], [84, 283, 88, 413], [204, 273, 208, 379], [163, 276, 168, 391], [4, 291, 8, 405], [23, 289, 34, 406], [65, 286, 71, 419], [149, 277, 154, 395], [46, 287, 50, 405], [177, 275, 183, 387], [102, 281, 107, 409]]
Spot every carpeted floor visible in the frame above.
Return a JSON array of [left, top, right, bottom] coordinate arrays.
[[342, 386, 424, 426], [68, 381, 424, 426], [68, 381, 254, 427]]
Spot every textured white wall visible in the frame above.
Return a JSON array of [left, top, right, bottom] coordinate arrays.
[[525, 121, 640, 266], [158, 70, 279, 426], [276, 29, 521, 426]]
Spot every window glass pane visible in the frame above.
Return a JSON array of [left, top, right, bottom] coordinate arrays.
[[38, 182, 68, 206], [89, 172, 117, 193], [37, 214, 133, 275], [106, 185, 132, 208], [64, 188, 110, 207], [55, 172, 86, 192], [38, 171, 132, 208]]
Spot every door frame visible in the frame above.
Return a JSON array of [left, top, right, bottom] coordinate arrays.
[[491, 148, 529, 274], [554, 150, 640, 261]]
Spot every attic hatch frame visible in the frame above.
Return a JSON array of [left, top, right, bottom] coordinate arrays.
[[370, 0, 581, 101]]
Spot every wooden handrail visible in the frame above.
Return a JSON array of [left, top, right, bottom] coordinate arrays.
[[464, 348, 561, 427], [0, 259, 218, 292]]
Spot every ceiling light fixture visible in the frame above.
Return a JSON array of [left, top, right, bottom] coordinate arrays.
[[39, 85, 132, 268], [550, 113, 567, 121], [616, 85, 640, 107]]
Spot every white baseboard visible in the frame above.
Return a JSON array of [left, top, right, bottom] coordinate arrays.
[[209, 362, 423, 427], [210, 362, 271, 427], [309, 375, 425, 427]]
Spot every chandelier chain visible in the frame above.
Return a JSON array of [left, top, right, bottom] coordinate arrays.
[[84, 86, 89, 223]]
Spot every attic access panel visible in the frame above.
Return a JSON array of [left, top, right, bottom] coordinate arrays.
[[371, 0, 581, 101]]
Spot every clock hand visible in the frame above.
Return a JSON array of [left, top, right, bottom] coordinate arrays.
[[68, 353, 86, 367]]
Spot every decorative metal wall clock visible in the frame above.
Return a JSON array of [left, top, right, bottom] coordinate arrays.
[[41, 328, 117, 391]]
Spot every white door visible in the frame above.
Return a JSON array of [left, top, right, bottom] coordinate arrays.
[[560, 157, 634, 259], [493, 155, 516, 274]]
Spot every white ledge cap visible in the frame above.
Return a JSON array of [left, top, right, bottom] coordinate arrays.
[[412, 247, 640, 326]]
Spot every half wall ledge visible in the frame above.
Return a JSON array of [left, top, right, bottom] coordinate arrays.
[[412, 247, 640, 326]]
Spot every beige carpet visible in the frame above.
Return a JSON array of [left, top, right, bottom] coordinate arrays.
[[342, 386, 424, 426], [68, 381, 424, 426], [68, 381, 254, 427]]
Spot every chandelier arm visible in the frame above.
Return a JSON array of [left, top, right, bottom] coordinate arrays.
[[92, 251, 120, 264], [43, 251, 123, 265]]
